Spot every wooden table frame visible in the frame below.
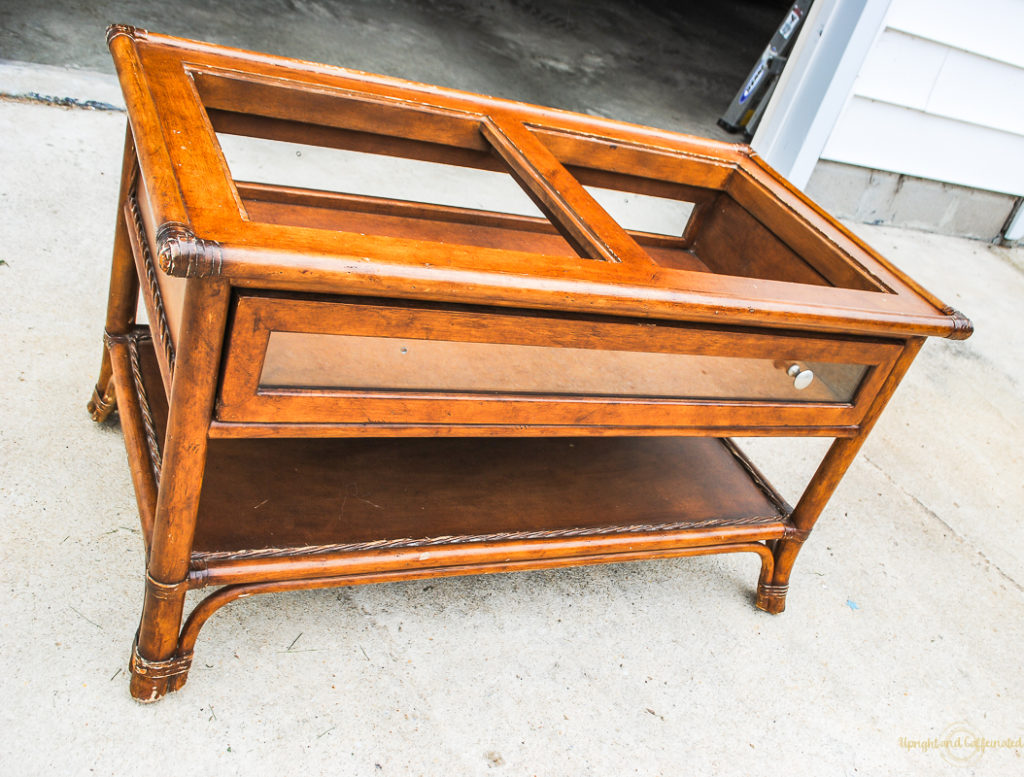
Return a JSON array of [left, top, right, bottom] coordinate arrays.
[[89, 26, 971, 701]]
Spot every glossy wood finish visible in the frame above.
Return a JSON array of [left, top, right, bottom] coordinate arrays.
[[218, 293, 899, 431], [108, 26, 973, 341], [90, 27, 972, 700]]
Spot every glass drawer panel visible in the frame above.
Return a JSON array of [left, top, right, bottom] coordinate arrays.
[[260, 331, 868, 403]]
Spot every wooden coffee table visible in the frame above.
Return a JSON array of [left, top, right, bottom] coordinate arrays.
[[90, 26, 972, 701]]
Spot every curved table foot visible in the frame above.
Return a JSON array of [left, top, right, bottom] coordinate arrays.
[[128, 641, 193, 702], [87, 382, 117, 423], [755, 582, 789, 614]]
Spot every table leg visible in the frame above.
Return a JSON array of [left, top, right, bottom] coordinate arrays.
[[756, 337, 925, 613], [89, 125, 139, 422], [129, 278, 230, 701]]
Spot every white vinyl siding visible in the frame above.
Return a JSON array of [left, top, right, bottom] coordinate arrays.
[[885, 0, 1024, 68], [819, 0, 1024, 196]]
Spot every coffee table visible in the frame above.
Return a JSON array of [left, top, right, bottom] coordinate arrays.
[[89, 25, 972, 701]]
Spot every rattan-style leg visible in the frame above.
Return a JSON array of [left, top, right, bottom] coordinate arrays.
[[754, 341, 926, 614], [129, 278, 231, 701], [130, 576, 191, 702], [89, 125, 139, 423]]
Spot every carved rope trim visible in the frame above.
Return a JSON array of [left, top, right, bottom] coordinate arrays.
[[127, 187, 176, 373], [127, 331, 162, 486], [193, 514, 786, 563], [156, 222, 223, 278], [719, 438, 793, 516]]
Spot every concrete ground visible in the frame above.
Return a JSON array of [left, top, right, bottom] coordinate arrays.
[[1, 5, 1023, 776], [0, 0, 785, 141]]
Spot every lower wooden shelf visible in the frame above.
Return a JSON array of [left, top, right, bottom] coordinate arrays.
[[127, 328, 793, 589]]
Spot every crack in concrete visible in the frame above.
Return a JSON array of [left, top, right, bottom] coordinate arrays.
[[862, 455, 1023, 594]]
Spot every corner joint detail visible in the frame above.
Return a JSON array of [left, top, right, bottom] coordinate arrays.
[[106, 24, 146, 46], [156, 222, 223, 278], [784, 525, 812, 543], [941, 306, 974, 341]]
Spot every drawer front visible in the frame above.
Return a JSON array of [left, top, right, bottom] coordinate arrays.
[[217, 294, 902, 433]]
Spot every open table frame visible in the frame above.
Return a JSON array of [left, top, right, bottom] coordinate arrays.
[[89, 26, 971, 701]]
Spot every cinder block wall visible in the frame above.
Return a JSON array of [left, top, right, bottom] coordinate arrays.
[[806, 160, 1021, 243]]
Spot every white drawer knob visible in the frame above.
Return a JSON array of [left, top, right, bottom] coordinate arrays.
[[787, 364, 814, 389]]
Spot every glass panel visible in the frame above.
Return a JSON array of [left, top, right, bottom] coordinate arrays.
[[260, 331, 868, 403], [529, 128, 888, 291], [218, 134, 544, 217], [215, 134, 592, 255], [583, 185, 693, 237]]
